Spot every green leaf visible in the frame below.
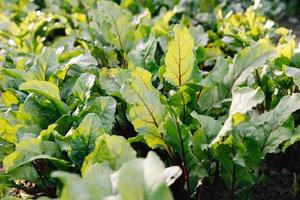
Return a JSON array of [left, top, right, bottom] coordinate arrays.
[[285, 66, 300, 88], [169, 86, 193, 107], [163, 113, 189, 159], [4, 164, 45, 188], [68, 113, 105, 166], [232, 134, 261, 168], [164, 25, 195, 87], [116, 152, 174, 200], [189, 25, 209, 47], [212, 143, 253, 194], [197, 86, 226, 111], [191, 111, 222, 141], [72, 73, 96, 103], [19, 80, 68, 115], [66, 53, 98, 68], [236, 93, 300, 157], [82, 135, 136, 173], [80, 96, 117, 134], [99, 67, 131, 98], [204, 47, 224, 63], [152, 10, 174, 36], [224, 42, 276, 88], [26, 47, 58, 81], [23, 94, 61, 129], [191, 112, 222, 182], [163, 112, 207, 191], [168, 86, 194, 122], [283, 125, 300, 150], [0, 14, 20, 36], [91, 0, 134, 52], [201, 57, 230, 87], [53, 114, 74, 135], [55, 53, 98, 81], [0, 138, 15, 163], [54, 152, 179, 200], [3, 138, 66, 171], [127, 34, 157, 71], [53, 163, 113, 200], [212, 87, 264, 145]]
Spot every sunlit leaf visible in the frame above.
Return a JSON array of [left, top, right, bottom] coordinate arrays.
[[164, 25, 195, 87]]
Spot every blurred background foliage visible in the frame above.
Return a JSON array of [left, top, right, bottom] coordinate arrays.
[[1, 0, 299, 26], [1, 0, 299, 18]]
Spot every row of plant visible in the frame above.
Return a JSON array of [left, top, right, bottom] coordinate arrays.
[[1, 0, 300, 199]]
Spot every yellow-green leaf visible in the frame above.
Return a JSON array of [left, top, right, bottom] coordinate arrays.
[[164, 25, 195, 87], [1, 91, 19, 107], [121, 68, 167, 148], [0, 118, 19, 144]]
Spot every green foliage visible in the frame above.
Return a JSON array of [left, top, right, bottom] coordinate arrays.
[[0, 0, 299, 199]]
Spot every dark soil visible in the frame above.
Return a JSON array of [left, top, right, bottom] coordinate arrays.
[[251, 142, 300, 200], [187, 142, 300, 200]]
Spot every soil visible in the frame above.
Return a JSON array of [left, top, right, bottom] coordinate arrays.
[[251, 142, 300, 200], [188, 142, 300, 200]]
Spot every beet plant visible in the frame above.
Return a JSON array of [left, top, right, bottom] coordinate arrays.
[[1, 0, 300, 199]]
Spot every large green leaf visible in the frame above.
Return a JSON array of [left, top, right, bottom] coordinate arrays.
[[189, 25, 209, 47], [23, 94, 61, 129], [80, 96, 117, 134], [0, 14, 20, 36], [54, 152, 180, 200], [127, 34, 157, 71], [116, 152, 175, 200], [26, 47, 58, 81], [82, 135, 136, 173], [164, 25, 195, 87], [1, 90, 19, 107], [90, 0, 134, 52], [66, 53, 98, 68], [211, 87, 264, 145], [53, 163, 113, 200], [3, 138, 66, 172], [19, 81, 68, 114], [56, 53, 98, 81], [201, 57, 230, 87], [212, 143, 254, 196], [197, 57, 230, 110], [67, 113, 105, 166], [224, 42, 276, 88], [191, 111, 222, 162], [235, 93, 300, 159], [72, 73, 96, 103], [99, 67, 131, 98]]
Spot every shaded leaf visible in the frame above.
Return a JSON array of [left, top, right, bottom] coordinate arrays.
[[19, 81, 68, 114], [72, 73, 96, 103]]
